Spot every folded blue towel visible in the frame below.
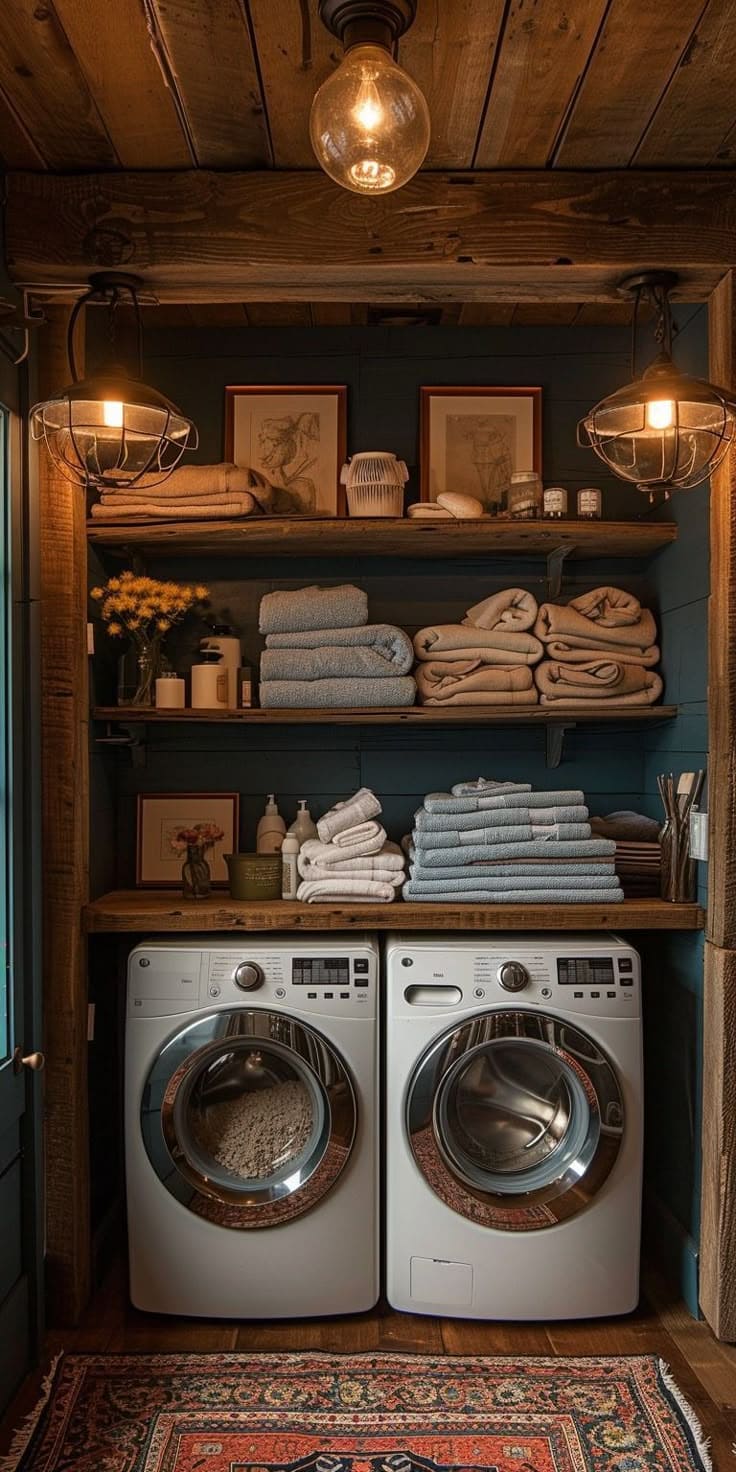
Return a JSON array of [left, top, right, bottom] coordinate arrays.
[[259, 676, 416, 708], [424, 789, 585, 815], [414, 838, 616, 867], [413, 822, 593, 849], [415, 805, 589, 833], [259, 584, 368, 635], [403, 883, 624, 903], [404, 874, 622, 894], [409, 859, 617, 879], [261, 625, 413, 679]]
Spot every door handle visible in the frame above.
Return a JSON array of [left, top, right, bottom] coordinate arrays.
[[12, 1047, 45, 1074]]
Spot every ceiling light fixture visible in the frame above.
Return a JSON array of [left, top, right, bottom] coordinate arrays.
[[31, 272, 197, 490], [578, 270, 736, 499], [310, 0, 430, 195]]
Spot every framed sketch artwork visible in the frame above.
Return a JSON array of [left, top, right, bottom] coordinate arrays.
[[136, 792, 239, 888], [225, 385, 347, 515], [420, 387, 542, 512]]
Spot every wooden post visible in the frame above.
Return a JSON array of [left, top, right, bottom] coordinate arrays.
[[701, 270, 736, 1339], [38, 304, 90, 1324]]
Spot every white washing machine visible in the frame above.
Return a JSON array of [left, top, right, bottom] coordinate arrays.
[[385, 932, 643, 1320], [125, 934, 379, 1317]]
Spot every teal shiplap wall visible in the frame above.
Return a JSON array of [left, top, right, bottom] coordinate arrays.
[[89, 319, 709, 1309]]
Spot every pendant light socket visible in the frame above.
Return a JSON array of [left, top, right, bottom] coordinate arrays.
[[318, 0, 417, 48]]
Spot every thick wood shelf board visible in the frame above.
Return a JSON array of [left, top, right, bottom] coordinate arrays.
[[86, 517, 677, 561], [95, 704, 677, 727], [84, 891, 704, 934]]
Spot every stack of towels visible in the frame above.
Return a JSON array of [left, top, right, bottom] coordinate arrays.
[[402, 777, 624, 903], [259, 584, 416, 709], [533, 586, 663, 707], [89, 463, 275, 521], [412, 589, 543, 706], [591, 809, 662, 896], [297, 787, 406, 902]]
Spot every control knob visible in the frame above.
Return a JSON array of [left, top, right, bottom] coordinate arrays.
[[497, 961, 530, 992], [234, 961, 265, 991]]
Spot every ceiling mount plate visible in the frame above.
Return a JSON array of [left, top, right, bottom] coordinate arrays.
[[318, 0, 417, 46], [86, 271, 145, 296], [616, 270, 680, 300]]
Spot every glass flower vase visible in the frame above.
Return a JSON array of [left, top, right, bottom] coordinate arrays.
[[181, 844, 212, 900], [130, 642, 162, 708]]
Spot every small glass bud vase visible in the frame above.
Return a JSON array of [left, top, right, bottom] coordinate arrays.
[[130, 643, 163, 708], [181, 843, 212, 900]]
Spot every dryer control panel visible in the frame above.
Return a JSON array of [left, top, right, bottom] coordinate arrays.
[[127, 941, 377, 1017]]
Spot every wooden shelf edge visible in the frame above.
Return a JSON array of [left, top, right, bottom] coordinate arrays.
[[83, 892, 705, 934], [93, 704, 678, 726]]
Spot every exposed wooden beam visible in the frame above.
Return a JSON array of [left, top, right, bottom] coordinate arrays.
[[5, 169, 736, 302], [700, 942, 736, 1340]]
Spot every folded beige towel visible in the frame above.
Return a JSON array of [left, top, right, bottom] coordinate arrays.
[[118, 462, 275, 505], [542, 639, 660, 667], [90, 495, 260, 521], [413, 625, 543, 665], [416, 660, 538, 706], [536, 658, 663, 706], [463, 588, 538, 633], [535, 587, 658, 658]]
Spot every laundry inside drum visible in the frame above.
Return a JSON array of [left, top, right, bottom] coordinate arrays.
[[184, 1044, 323, 1187]]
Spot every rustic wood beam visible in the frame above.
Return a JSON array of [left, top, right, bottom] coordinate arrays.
[[5, 169, 736, 302], [707, 270, 736, 950], [38, 304, 90, 1325], [700, 942, 736, 1340]]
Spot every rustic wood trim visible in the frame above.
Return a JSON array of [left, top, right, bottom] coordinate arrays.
[[707, 271, 736, 948], [83, 892, 705, 935], [5, 170, 736, 301], [93, 704, 679, 728], [700, 942, 736, 1340], [38, 305, 90, 1325]]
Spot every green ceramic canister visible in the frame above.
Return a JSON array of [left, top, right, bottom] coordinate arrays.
[[224, 852, 283, 900]]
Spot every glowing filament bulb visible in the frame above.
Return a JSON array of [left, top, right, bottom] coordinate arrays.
[[103, 400, 124, 428], [353, 69, 383, 132], [646, 399, 675, 430]]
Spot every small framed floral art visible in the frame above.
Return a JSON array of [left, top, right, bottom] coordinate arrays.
[[136, 793, 239, 888]]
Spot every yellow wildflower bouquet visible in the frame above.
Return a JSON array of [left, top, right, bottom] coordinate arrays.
[[90, 571, 209, 706]]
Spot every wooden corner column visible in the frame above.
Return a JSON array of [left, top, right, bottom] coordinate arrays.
[[701, 270, 736, 1339], [38, 305, 90, 1324]]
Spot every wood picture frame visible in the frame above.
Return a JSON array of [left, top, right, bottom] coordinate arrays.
[[225, 384, 348, 515], [420, 386, 542, 511], [136, 792, 239, 888]]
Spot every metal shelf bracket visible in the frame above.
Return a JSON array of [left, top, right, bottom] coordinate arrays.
[[546, 543, 575, 599], [94, 720, 146, 768], [546, 720, 577, 769]]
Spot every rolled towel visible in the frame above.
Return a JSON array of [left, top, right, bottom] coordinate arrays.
[[262, 624, 413, 677], [333, 821, 386, 850], [536, 660, 663, 706], [297, 877, 398, 903], [316, 789, 382, 842], [463, 587, 538, 632], [413, 624, 543, 665], [424, 788, 584, 815], [259, 584, 368, 635], [259, 677, 416, 708], [535, 587, 658, 660], [416, 805, 589, 832], [590, 810, 662, 842], [415, 661, 538, 706], [90, 495, 261, 521], [301, 830, 388, 864]]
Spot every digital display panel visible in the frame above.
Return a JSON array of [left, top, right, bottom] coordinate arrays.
[[292, 957, 351, 985], [557, 957, 615, 986]]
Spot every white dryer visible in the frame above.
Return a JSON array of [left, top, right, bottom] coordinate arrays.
[[385, 932, 643, 1320], [125, 935, 379, 1317]]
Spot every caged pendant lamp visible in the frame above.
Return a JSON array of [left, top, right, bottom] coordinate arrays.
[[310, 0, 430, 196], [578, 270, 736, 499], [31, 272, 197, 491]]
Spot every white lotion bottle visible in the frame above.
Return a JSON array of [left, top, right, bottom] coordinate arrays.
[[257, 793, 286, 854], [281, 832, 300, 898], [288, 799, 318, 845], [202, 623, 241, 708]]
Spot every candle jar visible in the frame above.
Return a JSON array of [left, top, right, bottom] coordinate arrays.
[[543, 486, 568, 519], [507, 471, 543, 520], [577, 487, 603, 520], [155, 671, 185, 708]]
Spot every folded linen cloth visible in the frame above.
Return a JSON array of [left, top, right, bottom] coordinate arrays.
[[413, 625, 543, 665], [99, 463, 275, 505], [537, 661, 663, 707], [415, 838, 616, 867], [259, 677, 416, 708], [260, 584, 368, 635], [415, 661, 538, 706], [301, 830, 388, 864], [452, 779, 531, 796], [463, 588, 538, 632], [413, 823, 592, 849], [316, 788, 382, 842], [424, 788, 585, 815], [297, 877, 398, 903], [90, 495, 262, 520], [403, 882, 624, 903], [416, 805, 589, 832], [535, 587, 658, 661], [409, 859, 617, 879], [590, 810, 662, 842], [262, 625, 413, 678]]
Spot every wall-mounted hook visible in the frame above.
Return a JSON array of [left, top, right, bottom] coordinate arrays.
[[545, 720, 576, 769]]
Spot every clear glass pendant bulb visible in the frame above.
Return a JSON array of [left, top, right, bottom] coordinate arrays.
[[310, 42, 430, 195]]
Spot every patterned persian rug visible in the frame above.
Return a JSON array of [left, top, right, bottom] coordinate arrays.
[[4, 1351, 712, 1472]]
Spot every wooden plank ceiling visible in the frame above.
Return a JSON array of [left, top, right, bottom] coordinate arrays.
[[2, 0, 735, 326]]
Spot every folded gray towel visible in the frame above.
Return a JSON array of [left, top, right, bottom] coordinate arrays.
[[403, 883, 624, 903], [259, 676, 416, 708], [452, 779, 531, 796], [404, 874, 622, 894], [413, 822, 593, 849], [261, 625, 413, 678], [414, 838, 616, 866], [259, 584, 368, 635], [415, 805, 589, 833], [409, 859, 617, 879], [424, 789, 585, 815]]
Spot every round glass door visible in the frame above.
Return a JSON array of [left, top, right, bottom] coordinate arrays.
[[407, 1011, 624, 1231], [142, 1009, 357, 1229]]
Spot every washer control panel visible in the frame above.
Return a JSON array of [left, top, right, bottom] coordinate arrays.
[[128, 943, 377, 1017]]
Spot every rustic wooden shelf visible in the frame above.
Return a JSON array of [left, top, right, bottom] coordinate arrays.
[[86, 516, 677, 561], [94, 704, 677, 727], [84, 891, 705, 934]]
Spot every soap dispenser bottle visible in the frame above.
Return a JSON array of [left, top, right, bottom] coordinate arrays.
[[288, 799, 318, 846], [257, 794, 286, 855]]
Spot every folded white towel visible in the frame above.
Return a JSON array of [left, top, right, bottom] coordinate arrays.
[[298, 841, 404, 879], [317, 788, 382, 842], [332, 820, 385, 850], [299, 828, 388, 863], [297, 877, 397, 903], [298, 862, 404, 885]]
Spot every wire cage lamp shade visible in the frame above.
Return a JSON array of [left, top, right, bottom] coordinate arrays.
[[30, 274, 197, 491], [577, 271, 736, 498]]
